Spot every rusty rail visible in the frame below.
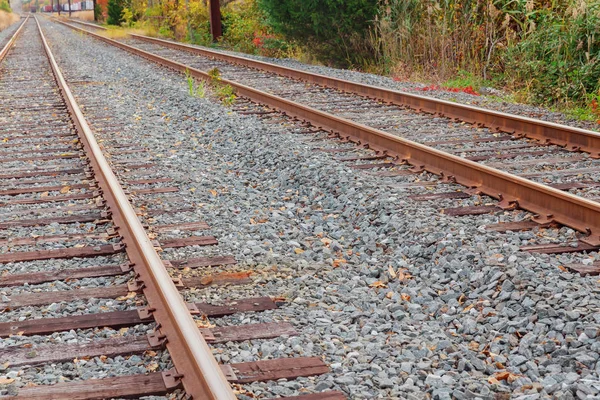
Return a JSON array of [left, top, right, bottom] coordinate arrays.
[[0, 16, 29, 64], [122, 33, 600, 158], [54, 18, 600, 246], [35, 16, 236, 399], [58, 16, 600, 157]]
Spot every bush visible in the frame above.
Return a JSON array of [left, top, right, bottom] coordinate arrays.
[[503, 1, 600, 106], [94, 3, 103, 21], [0, 0, 11, 13], [258, 0, 379, 66], [107, 0, 124, 25]]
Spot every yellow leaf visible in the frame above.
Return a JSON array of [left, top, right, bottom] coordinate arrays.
[[146, 362, 159, 372], [60, 186, 70, 194], [462, 303, 475, 313], [116, 292, 137, 301], [294, 248, 304, 254], [388, 266, 396, 278], [189, 187, 196, 192]]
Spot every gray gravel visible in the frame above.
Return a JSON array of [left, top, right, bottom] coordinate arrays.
[[37, 17, 600, 399]]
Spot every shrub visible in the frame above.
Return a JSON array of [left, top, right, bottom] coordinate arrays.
[[107, 0, 125, 25], [94, 3, 103, 21], [258, 0, 379, 66], [0, 0, 11, 13]]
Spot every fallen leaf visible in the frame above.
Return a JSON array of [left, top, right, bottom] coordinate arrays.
[[557, 265, 568, 272], [401, 293, 411, 301], [116, 292, 137, 301], [388, 266, 396, 278], [369, 281, 387, 289], [146, 362, 159, 372], [40, 192, 49, 197], [294, 248, 304, 254], [462, 303, 475, 313], [209, 189, 218, 196], [386, 292, 394, 299], [321, 238, 332, 246], [488, 377, 500, 385], [60, 186, 70, 194], [0, 378, 15, 384], [332, 258, 346, 268]]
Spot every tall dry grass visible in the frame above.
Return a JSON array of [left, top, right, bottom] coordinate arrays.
[[0, 11, 18, 32]]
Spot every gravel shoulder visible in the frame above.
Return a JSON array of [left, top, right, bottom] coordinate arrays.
[[38, 17, 600, 400]]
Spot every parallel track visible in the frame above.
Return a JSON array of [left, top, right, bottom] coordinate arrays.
[[53, 17, 600, 247], [1, 16, 344, 400]]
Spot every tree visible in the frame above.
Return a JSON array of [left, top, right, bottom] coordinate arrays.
[[107, 0, 124, 25], [258, 0, 379, 66]]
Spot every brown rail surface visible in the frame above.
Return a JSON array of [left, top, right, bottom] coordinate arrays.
[[53, 18, 600, 246], [35, 16, 236, 399]]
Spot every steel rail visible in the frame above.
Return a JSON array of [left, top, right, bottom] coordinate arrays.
[[56, 17, 600, 157], [35, 17, 236, 399], [119, 33, 600, 158], [54, 18, 600, 246], [0, 16, 29, 64]]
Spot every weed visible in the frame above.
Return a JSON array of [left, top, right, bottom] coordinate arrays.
[[195, 80, 207, 98], [215, 84, 236, 106], [208, 68, 222, 82], [185, 69, 194, 96]]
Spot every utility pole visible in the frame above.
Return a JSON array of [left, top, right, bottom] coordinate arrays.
[[208, 0, 222, 41]]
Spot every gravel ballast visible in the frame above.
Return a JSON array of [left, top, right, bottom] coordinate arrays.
[[31, 17, 600, 399]]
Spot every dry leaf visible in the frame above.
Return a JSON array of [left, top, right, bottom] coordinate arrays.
[[386, 292, 394, 299], [294, 248, 304, 254], [116, 292, 137, 301], [209, 189, 218, 196], [369, 281, 387, 288], [60, 186, 70, 194], [462, 303, 475, 313], [321, 238, 332, 246], [488, 377, 500, 385], [401, 293, 411, 301], [40, 192, 49, 197], [388, 266, 396, 278], [557, 265, 568, 272], [0, 378, 15, 384], [146, 362, 159, 372], [332, 258, 346, 268]]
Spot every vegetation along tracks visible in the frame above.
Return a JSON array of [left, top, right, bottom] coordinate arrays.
[[55, 17, 600, 252], [0, 15, 344, 399]]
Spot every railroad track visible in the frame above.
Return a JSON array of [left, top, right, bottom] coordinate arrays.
[[0, 16, 345, 399], [53, 17, 600, 261]]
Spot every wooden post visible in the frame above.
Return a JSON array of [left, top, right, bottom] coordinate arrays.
[[67, 0, 71, 17], [57, 0, 60, 15], [208, 0, 222, 41]]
